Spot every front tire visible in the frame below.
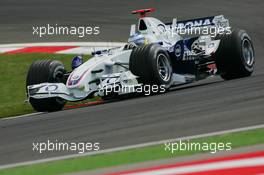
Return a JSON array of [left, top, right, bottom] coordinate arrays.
[[215, 29, 255, 80], [26, 60, 67, 112], [129, 44, 173, 90]]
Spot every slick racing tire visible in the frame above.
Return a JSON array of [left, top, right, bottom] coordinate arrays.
[[26, 60, 67, 112], [215, 29, 255, 80], [129, 44, 173, 90]]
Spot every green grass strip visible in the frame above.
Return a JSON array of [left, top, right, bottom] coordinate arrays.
[[0, 128, 263, 175], [0, 53, 91, 118]]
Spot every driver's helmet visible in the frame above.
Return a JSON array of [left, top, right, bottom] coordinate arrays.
[[71, 56, 83, 70], [128, 32, 146, 46]]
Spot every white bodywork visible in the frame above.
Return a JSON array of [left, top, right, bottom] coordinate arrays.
[[27, 15, 230, 101], [28, 48, 135, 101]]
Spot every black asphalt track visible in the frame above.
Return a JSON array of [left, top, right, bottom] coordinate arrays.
[[0, 0, 263, 165]]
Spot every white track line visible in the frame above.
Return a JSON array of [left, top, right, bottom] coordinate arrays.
[[0, 124, 263, 170], [1, 112, 44, 121], [0, 47, 25, 53], [0, 42, 125, 48]]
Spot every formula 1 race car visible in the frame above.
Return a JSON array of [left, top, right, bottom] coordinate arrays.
[[26, 8, 255, 112]]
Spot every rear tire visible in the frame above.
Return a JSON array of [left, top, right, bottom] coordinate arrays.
[[26, 60, 67, 112], [215, 29, 255, 80], [129, 44, 173, 90]]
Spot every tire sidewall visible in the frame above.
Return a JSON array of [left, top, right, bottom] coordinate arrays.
[[215, 29, 255, 79], [239, 32, 255, 73], [149, 45, 173, 88], [48, 61, 66, 83]]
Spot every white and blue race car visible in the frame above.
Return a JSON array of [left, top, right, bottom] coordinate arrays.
[[26, 8, 255, 112]]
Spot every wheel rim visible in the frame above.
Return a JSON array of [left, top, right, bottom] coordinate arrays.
[[53, 66, 66, 104], [157, 53, 171, 82], [53, 66, 65, 83], [242, 39, 254, 66]]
